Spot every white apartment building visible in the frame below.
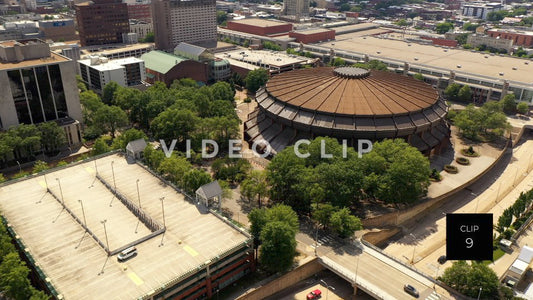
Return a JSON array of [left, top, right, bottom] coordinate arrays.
[[78, 56, 146, 93]]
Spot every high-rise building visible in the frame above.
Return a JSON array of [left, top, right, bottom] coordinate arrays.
[[283, 0, 309, 18], [152, 0, 217, 51], [75, 0, 130, 47], [0, 39, 82, 145]]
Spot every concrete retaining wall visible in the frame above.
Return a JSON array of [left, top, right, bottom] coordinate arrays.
[[362, 227, 402, 247], [236, 258, 324, 300]]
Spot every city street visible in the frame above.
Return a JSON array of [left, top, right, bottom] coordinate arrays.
[[384, 133, 533, 278]]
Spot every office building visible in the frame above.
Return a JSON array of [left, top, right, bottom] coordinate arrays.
[[0, 21, 39, 41], [127, 2, 152, 23], [152, 0, 217, 51], [466, 34, 514, 52], [129, 19, 153, 40], [283, 0, 309, 18], [0, 39, 82, 145], [78, 56, 146, 92], [75, 0, 130, 47], [38, 19, 77, 42], [461, 2, 502, 20]]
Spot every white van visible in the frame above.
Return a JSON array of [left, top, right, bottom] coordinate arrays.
[[117, 247, 137, 262]]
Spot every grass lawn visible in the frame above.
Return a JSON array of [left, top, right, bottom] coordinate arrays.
[[483, 248, 506, 265]]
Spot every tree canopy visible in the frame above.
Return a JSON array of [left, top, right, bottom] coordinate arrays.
[[245, 68, 269, 94], [440, 261, 499, 299], [266, 137, 431, 214], [452, 102, 510, 141]]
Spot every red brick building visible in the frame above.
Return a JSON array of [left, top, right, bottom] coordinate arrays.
[[227, 18, 292, 36], [141, 50, 208, 85], [421, 36, 458, 47], [487, 29, 533, 47], [127, 3, 152, 23], [75, 0, 130, 47], [289, 28, 335, 44]]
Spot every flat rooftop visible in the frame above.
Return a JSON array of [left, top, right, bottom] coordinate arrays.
[[0, 52, 70, 71], [293, 28, 333, 35], [79, 57, 144, 71], [0, 154, 249, 299], [216, 49, 309, 69], [81, 43, 154, 56], [230, 18, 289, 27], [326, 34, 533, 84]]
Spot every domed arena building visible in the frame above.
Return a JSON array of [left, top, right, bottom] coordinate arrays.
[[244, 67, 450, 155]]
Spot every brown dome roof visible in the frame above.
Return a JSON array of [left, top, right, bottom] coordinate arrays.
[[266, 67, 439, 117]]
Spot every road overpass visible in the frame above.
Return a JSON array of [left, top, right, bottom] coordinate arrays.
[[316, 239, 460, 300]]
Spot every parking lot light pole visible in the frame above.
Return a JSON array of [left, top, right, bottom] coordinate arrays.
[[136, 179, 141, 209], [320, 279, 335, 300], [477, 287, 482, 300], [101, 219, 110, 253], [159, 197, 166, 247], [111, 161, 116, 191], [78, 199, 87, 227], [410, 233, 417, 264], [56, 178, 64, 205]]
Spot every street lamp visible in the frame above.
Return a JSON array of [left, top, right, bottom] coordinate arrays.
[[320, 279, 336, 300], [136, 179, 141, 209], [56, 178, 64, 205], [159, 197, 166, 247], [410, 233, 417, 264], [78, 199, 87, 227], [16, 160, 21, 173], [477, 287, 482, 300], [111, 161, 116, 191], [101, 219, 110, 253]]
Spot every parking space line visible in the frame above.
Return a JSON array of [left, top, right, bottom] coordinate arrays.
[[127, 272, 144, 285], [38, 181, 47, 188], [184, 245, 199, 257]]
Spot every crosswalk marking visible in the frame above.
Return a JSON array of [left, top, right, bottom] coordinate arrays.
[[426, 292, 440, 300]]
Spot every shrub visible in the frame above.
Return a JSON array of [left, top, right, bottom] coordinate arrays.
[[430, 168, 442, 181], [444, 165, 458, 174], [456, 157, 470, 165], [461, 146, 480, 157]]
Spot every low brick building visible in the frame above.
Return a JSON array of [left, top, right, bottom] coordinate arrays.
[[289, 28, 335, 44], [226, 18, 292, 37], [141, 50, 208, 85], [487, 29, 533, 47]]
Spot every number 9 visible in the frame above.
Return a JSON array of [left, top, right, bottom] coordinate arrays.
[[466, 238, 474, 248]]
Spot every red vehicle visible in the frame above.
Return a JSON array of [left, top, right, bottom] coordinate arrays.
[[306, 289, 322, 300]]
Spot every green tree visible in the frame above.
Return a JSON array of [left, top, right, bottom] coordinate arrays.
[[455, 33, 469, 46], [487, 10, 508, 21], [339, 3, 351, 11], [76, 75, 87, 92], [245, 68, 269, 94], [501, 94, 517, 114], [111, 128, 147, 150], [151, 108, 199, 150], [435, 22, 453, 34], [330, 207, 362, 238], [143, 144, 165, 170], [0, 252, 33, 300], [79, 90, 104, 125], [266, 204, 299, 233], [262, 41, 281, 51], [211, 81, 235, 102], [249, 208, 268, 247], [216, 11, 227, 25], [441, 261, 499, 298], [158, 156, 192, 186], [102, 81, 120, 105], [312, 203, 337, 228], [259, 221, 297, 273], [29, 289, 50, 300], [32, 160, 49, 173], [93, 105, 128, 139], [462, 22, 478, 31], [413, 73, 424, 81], [92, 136, 111, 156], [517, 102, 529, 115], [396, 19, 408, 27], [141, 32, 154, 43], [330, 57, 346, 66], [444, 83, 461, 101], [182, 169, 212, 194], [458, 84, 472, 102], [38, 122, 66, 153]]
